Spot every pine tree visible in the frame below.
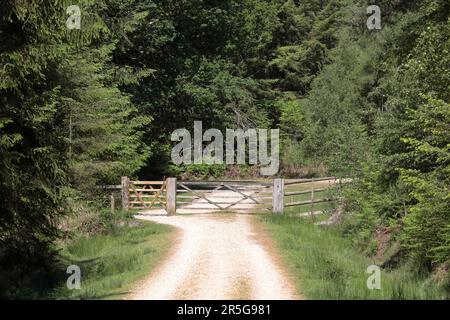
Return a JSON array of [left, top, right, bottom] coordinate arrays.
[[0, 0, 151, 279]]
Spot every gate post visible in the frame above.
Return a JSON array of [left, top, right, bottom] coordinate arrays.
[[272, 178, 284, 214], [166, 177, 177, 215], [121, 176, 130, 211]]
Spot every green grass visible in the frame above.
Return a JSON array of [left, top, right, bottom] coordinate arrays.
[[262, 215, 447, 299], [51, 220, 175, 299], [177, 191, 196, 206]]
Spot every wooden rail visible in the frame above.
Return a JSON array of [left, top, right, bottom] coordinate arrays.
[[284, 176, 337, 185]]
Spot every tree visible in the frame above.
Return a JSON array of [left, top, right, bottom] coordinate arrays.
[[400, 97, 450, 267], [0, 0, 150, 281]]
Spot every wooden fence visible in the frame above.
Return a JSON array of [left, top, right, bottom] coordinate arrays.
[[283, 177, 347, 216], [110, 176, 348, 215]]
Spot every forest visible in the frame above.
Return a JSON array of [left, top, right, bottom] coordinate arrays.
[[0, 0, 449, 298]]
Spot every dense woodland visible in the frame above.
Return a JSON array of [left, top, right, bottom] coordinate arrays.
[[0, 0, 449, 297]]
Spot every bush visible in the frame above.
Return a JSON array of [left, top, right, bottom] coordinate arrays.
[[282, 163, 329, 178]]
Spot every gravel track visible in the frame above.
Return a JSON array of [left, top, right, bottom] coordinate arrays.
[[128, 213, 298, 300]]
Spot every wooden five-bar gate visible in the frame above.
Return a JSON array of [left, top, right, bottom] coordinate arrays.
[[175, 180, 273, 214]]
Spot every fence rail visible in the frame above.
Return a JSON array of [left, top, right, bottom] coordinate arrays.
[[284, 176, 337, 185]]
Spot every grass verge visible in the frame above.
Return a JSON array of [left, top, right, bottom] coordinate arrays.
[[262, 215, 447, 299], [51, 219, 175, 299]]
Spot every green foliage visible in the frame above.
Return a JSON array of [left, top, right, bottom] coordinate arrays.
[[278, 0, 450, 275], [263, 215, 448, 299], [296, 32, 379, 176], [167, 163, 227, 180], [114, 0, 286, 176], [0, 0, 150, 280], [2, 217, 174, 299], [269, 40, 327, 94], [1, 0, 72, 272], [53, 220, 174, 299], [60, 43, 151, 188], [400, 98, 450, 267]]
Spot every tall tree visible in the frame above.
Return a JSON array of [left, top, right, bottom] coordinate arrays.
[[0, 0, 150, 280]]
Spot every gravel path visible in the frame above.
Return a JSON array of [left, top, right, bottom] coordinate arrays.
[[128, 213, 298, 300]]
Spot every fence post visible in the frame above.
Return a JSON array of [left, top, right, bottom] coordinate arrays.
[[272, 178, 284, 214], [121, 176, 129, 211], [110, 193, 115, 212], [310, 177, 315, 218], [166, 177, 177, 215]]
